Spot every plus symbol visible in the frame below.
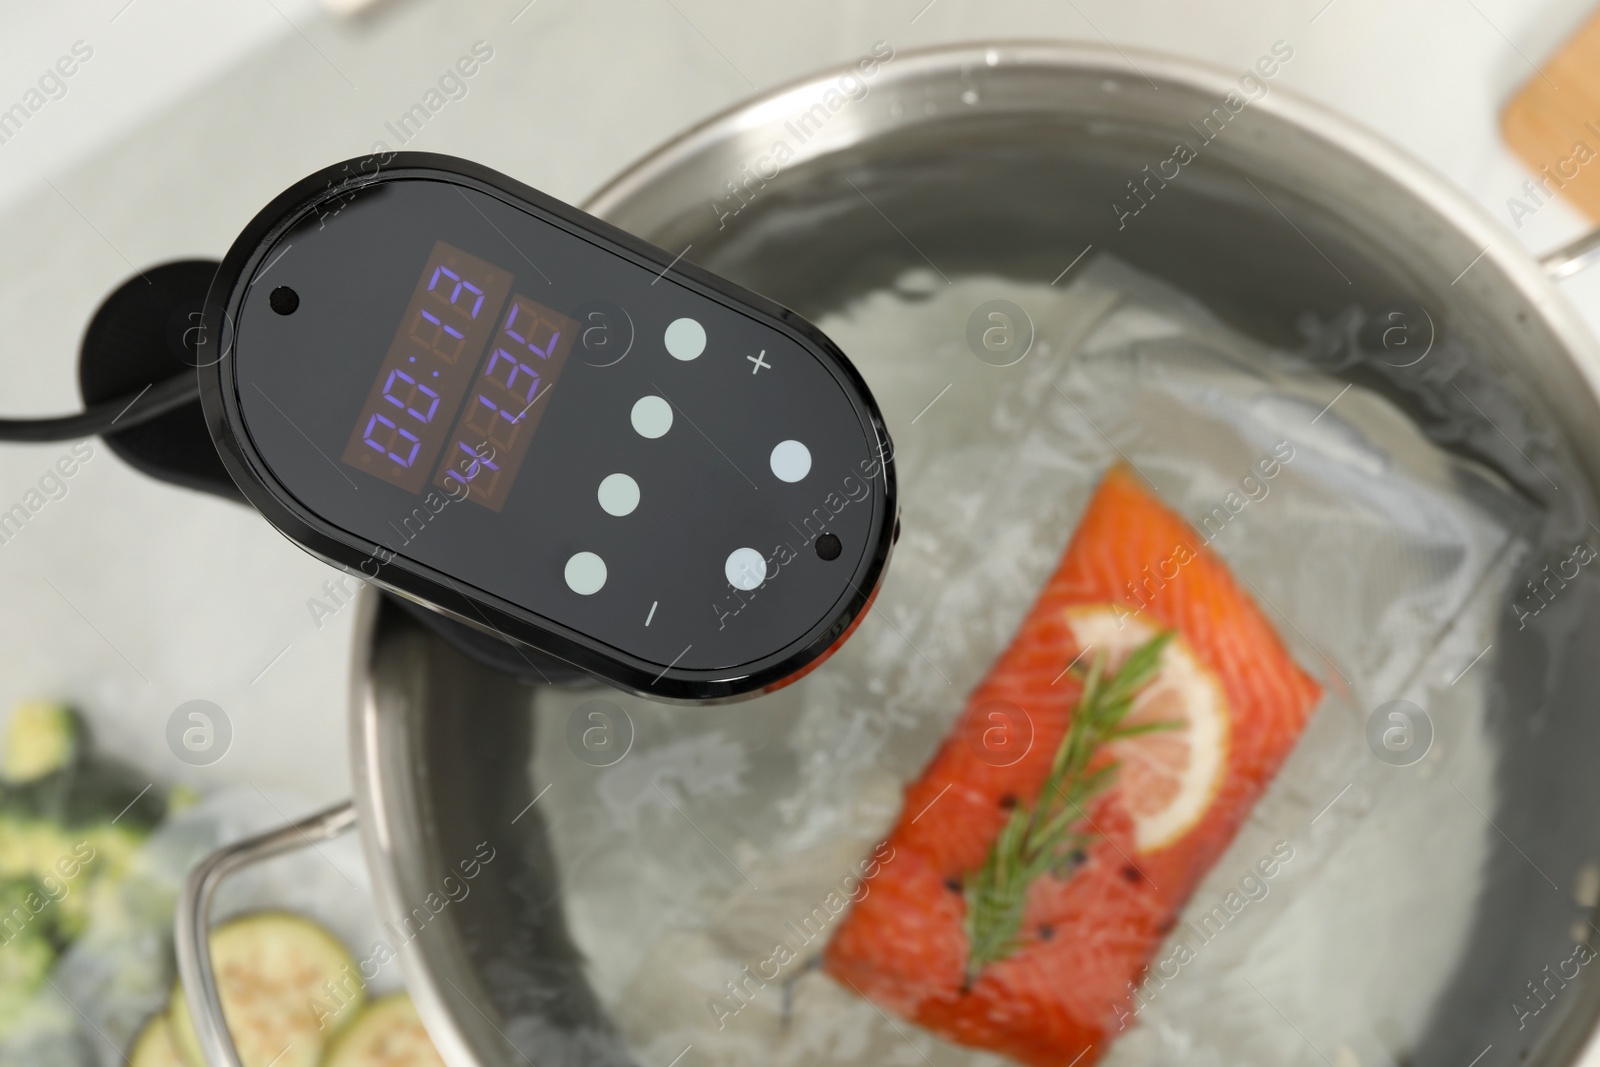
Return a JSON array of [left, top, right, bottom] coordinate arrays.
[[747, 350, 771, 374]]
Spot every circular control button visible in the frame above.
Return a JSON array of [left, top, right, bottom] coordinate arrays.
[[631, 395, 673, 438], [565, 552, 607, 595], [770, 439, 812, 483], [598, 473, 640, 516], [664, 317, 706, 361], [725, 547, 767, 591]]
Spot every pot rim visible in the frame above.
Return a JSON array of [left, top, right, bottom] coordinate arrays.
[[585, 38, 1600, 462]]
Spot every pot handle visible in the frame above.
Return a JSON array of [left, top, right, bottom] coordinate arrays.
[[1541, 227, 1600, 280], [174, 801, 359, 1067]]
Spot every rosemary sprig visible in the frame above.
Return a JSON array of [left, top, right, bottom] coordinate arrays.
[[962, 631, 1178, 983]]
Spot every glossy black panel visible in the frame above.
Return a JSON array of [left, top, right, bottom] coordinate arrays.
[[209, 162, 893, 690]]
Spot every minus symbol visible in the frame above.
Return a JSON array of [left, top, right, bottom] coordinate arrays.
[[645, 601, 658, 626]]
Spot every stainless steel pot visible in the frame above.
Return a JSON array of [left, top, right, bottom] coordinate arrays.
[[178, 41, 1600, 1067]]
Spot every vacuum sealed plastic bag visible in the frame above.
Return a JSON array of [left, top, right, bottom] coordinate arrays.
[[528, 256, 1552, 1067]]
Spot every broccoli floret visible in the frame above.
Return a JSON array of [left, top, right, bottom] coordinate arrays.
[[0, 703, 79, 785], [0, 820, 82, 885], [0, 932, 53, 1030], [0, 879, 56, 1030]]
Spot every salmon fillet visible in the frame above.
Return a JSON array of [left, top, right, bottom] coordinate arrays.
[[823, 464, 1322, 1066]]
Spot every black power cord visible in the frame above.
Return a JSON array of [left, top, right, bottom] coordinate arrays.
[[0, 373, 200, 442]]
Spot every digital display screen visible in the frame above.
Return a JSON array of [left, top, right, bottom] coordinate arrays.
[[339, 241, 576, 512], [434, 294, 577, 510], [339, 241, 511, 493]]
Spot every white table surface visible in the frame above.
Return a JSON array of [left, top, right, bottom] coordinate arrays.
[[2, 0, 1598, 807]]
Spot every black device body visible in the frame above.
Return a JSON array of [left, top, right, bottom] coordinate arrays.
[[193, 153, 896, 702]]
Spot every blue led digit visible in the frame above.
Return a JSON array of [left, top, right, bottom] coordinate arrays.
[[361, 414, 390, 454], [381, 369, 440, 423], [503, 303, 526, 345], [485, 349, 541, 404], [391, 426, 421, 467], [503, 304, 561, 360], [414, 308, 468, 361], [455, 280, 484, 319], [420, 309, 466, 342], [524, 323, 561, 360], [443, 440, 501, 490], [362, 414, 422, 468], [509, 363, 539, 402], [411, 381, 440, 422], [429, 266, 486, 319], [472, 393, 525, 432], [463, 391, 531, 454], [460, 440, 499, 476]]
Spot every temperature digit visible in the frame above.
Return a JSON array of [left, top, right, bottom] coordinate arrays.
[[464, 393, 526, 451], [485, 348, 541, 404], [504, 303, 563, 360]]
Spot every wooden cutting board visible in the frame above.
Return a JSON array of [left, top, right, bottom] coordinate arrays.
[[1502, 7, 1600, 222]]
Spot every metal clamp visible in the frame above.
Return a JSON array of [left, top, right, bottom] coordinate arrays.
[[1542, 227, 1600, 280], [174, 801, 358, 1067]]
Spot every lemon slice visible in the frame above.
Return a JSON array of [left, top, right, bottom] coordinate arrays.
[[1065, 606, 1230, 852]]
